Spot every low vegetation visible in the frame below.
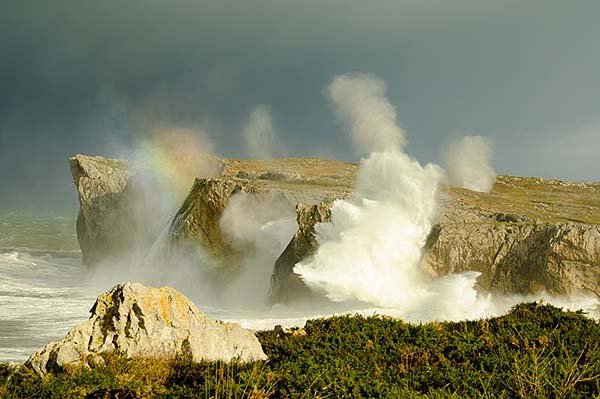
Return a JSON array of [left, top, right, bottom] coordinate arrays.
[[455, 175, 600, 225], [2, 303, 600, 398]]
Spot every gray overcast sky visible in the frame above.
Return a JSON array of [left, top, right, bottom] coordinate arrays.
[[1, 0, 599, 209]]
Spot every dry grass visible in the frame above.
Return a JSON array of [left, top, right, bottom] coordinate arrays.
[[225, 158, 600, 225], [454, 175, 600, 225]]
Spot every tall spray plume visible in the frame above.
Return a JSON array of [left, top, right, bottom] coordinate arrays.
[[443, 135, 496, 192], [243, 105, 281, 159], [325, 73, 406, 154], [295, 73, 491, 321]]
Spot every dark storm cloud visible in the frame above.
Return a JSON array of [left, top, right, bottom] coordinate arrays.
[[1, 0, 599, 209]]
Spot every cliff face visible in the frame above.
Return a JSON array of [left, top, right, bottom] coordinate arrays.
[[268, 203, 332, 305], [69, 154, 172, 268], [69, 154, 600, 304], [421, 176, 600, 297], [268, 176, 600, 303], [69, 155, 139, 267], [423, 221, 600, 296]]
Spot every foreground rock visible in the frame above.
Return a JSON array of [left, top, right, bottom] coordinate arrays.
[[27, 282, 266, 375]]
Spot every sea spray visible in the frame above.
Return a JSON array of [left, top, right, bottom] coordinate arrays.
[[443, 135, 496, 192], [219, 192, 298, 308], [294, 151, 493, 320], [294, 73, 495, 320]]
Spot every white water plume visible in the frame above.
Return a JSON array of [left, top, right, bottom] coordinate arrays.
[[243, 105, 281, 159], [294, 150, 494, 320], [325, 73, 406, 154], [295, 73, 494, 321], [443, 135, 496, 192]]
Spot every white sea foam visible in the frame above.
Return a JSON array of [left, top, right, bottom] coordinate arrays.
[[0, 249, 93, 362]]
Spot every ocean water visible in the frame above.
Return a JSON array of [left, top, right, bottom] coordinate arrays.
[[0, 209, 353, 362], [0, 210, 93, 362]]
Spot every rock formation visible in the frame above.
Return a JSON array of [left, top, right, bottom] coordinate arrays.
[[269, 203, 332, 304], [69, 154, 600, 305], [69, 155, 136, 266], [268, 176, 600, 303], [165, 176, 348, 266], [422, 221, 600, 296], [27, 282, 266, 375], [70, 155, 354, 270], [69, 155, 170, 268], [144, 158, 355, 289]]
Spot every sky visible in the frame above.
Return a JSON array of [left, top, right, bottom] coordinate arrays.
[[1, 0, 599, 209]]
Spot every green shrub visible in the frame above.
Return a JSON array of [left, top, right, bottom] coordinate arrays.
[[2, 303, 599, 398]]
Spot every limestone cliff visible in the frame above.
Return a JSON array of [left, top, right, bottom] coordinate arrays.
[[422, 219, 600, 296], [69, 155, 142, 267], [27, 282, 266, 375], [157, 159, 354, 280], [423, 176, 600, 296], [269, 203, 332, 304]]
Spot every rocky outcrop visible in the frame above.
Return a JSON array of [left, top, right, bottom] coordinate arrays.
[[167, 178, 246, 259], [27, 282, 266, 375], [268, 201, 600, 304], [70, 154, 600, 305], [422, 221, 600, 296], [70, 155, 354, 270], [69, 155, 137, 266], [163, 174, 350, 272], [69, 155, 169, 268], [269, 203, 332, 304]]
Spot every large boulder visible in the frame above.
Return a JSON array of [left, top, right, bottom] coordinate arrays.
[[26, 282, 266, 375]]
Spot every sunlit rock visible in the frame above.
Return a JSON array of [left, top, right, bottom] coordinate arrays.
[[27, 282, 266, 375]]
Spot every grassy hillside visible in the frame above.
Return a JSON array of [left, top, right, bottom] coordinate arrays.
[[2, 303, 600, 398], [454, 176, 600, 225], [223, 158, 600, 225]]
